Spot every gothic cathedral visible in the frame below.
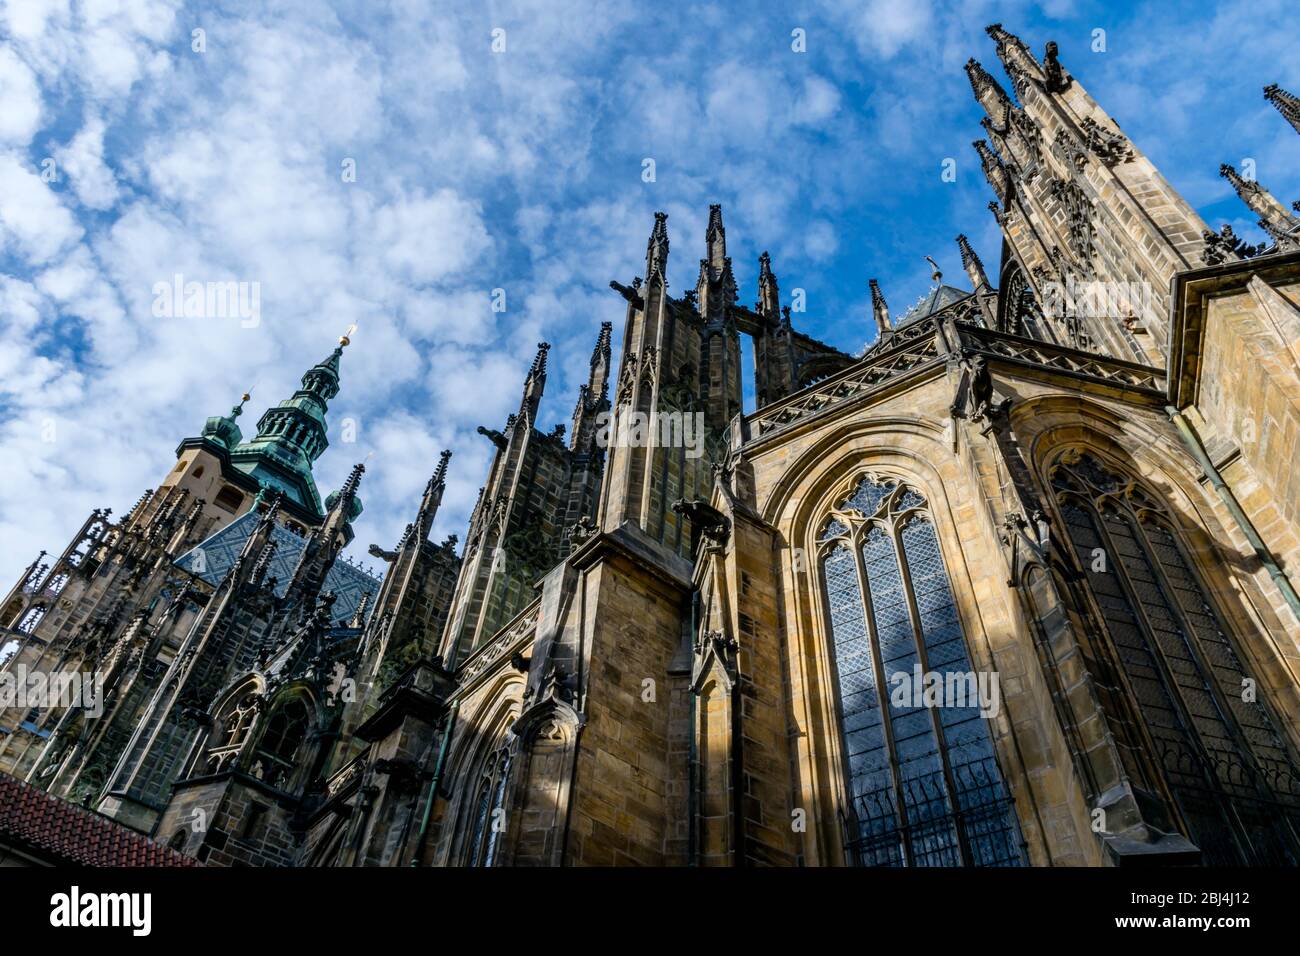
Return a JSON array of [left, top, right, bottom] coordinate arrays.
[[4, 26, 1300, 867]]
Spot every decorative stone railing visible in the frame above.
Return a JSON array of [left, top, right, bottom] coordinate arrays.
[[744, 316, 945, 441], [742, 314, 1167, 445], [955, 324, 1167, 393], [454, 601, 540, 687]]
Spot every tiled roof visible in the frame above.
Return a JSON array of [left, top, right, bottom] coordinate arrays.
[[0, 772, 200, 867], [174, 510, 382, 626], [899, 284, 969, 326]]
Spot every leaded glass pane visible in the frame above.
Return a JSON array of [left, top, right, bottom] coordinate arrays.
[[482, 751, 512, 866], [1052, 451, 1300, 866], [467, 778, 493, 866], [821, 517, 849, 541], [822, 481, 1024, 867], [823, 543, 899, 865], [844, 477, 893, 517], [898, 489, 926, 511], [901, 515, 1020, 866]]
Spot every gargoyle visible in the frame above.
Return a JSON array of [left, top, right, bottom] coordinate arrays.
[[476, 425, 508, 450]]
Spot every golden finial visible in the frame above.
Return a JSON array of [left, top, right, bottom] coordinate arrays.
[[339, 323, 357, 347]]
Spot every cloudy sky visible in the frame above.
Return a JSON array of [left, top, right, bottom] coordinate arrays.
[[1, 0, 1298, 587]]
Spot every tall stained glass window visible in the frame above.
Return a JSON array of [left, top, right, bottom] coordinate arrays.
[[464, 746, 512, 867], [1051, 450, 1300, 865], [819, 475, 1024, 866]]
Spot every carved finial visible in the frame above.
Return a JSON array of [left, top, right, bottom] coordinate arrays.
[[432, 449, 452, 486], [705, 204, 727, 271], [955, 234, 987, 290], [985, 24, 1043, 92], [1264, 83, 1300, 135], [869, 279, 892, 335], [529, 341, 551, 376], [973, 139, 1009, 200], [965, 58, 1011, 118], [757, 250, 780, 317], [646, 211, 669, 277], [593, 321, 612, 363], [1220, 164, 1300, 250], [341, 462, 365, 497]]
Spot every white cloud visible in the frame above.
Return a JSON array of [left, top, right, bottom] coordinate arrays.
[[55, 114, 120, 208], [371, 190, 493, 285], [0, 151, 83, 263], [0, 46, 43, 146], [1, 0, 1294, 594]]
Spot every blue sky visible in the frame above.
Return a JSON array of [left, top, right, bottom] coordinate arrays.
[[2, 0, 1299, 587]]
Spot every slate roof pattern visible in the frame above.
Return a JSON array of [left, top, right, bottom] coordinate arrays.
[[174, 511, 382, 626]]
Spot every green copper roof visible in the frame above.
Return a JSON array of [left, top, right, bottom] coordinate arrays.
[[200, 395, 247, 451], [189, 340, 352, 519], [231, 344, 345, 515]]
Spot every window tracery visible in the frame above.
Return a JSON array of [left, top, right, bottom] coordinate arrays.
[[818, 475, 1024, 866]]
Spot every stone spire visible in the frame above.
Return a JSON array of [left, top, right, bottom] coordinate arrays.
[[519, 341, 550, 423], [973, 139, 1010, 201], [985, 23, 1044, 93], [646, 211, 669, 280], [1264, 83, 1300, 135], [1220, 164, 1300, 251], [705, 203, 727, 272], [956, 234, 989, 289], [571, 322, 612, 453], [697, 204, 738, 316], [758, 251, 780, 319], [965, 58, 1013, 122], [869, 279, 892, 339], [283, 463, 363, 614], [323, 462, 365, 539], [416, 450, 452, 539]]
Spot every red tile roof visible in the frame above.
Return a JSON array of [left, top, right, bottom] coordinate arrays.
[[0, 772, 200, 867]]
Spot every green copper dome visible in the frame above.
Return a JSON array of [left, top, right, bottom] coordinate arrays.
[[200, 394, 249, 450]]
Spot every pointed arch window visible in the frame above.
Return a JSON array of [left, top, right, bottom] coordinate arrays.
[[818, 476, 1024, 867], [252, 698, 310, 789], [1050, 450, 1300, 865], [464, 745, 513, 867]]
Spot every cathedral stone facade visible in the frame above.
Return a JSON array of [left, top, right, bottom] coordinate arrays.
[[3, 26, 1300, 867]]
